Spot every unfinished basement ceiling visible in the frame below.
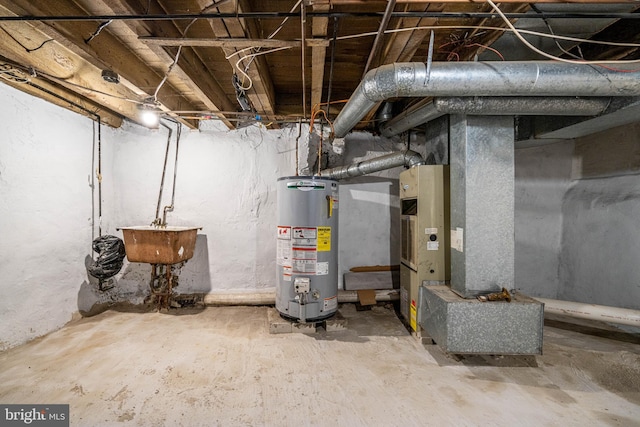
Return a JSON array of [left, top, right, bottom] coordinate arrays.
[[0, 0, 638, 130]]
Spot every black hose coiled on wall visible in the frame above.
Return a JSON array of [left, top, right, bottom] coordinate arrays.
[[87, 235, 126, 280]]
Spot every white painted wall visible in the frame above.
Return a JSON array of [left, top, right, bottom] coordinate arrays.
[[0, 82, 305, 348], [559, 173, 640, 308], [515, 122, 640, 310], [0, 84, 97, 350], [0, 80, 402, 349], [104, 121, 299, 298], [334, 133, 405, 287], [514, 141, 573, 298]]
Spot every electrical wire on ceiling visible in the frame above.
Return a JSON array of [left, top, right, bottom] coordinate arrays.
[[439, 35, 505, 61], [338, 25, 640, 50], [0, 63, 30, 83], [0, 59, 148, 104], [529, 4, 585, 61], [485, 0, 640, 65], [85, 19, 113, 44], [226, 0, 303, 92], [0, 25, 53, 53], [151, 0, 227, 104], [225, 0, 302, 91], [227, 45, 292, 91]]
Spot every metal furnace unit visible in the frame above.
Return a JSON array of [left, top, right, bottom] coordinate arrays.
[[399, 165, 450, 332]]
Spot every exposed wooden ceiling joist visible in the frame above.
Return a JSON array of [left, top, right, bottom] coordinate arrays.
[[311, 2, 330, 111], [77, 0, 236, 130], [0, 0, 637, 132], [312, 0, 638, 4], [0, 57, 123, 127], [0, 14, 143, 125], [139, 37, 330, 48], [0, 0, 201, 128], [199, 0, 278, 123], [380, 3, 443, 64]]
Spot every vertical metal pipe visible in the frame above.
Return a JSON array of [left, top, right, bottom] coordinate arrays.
[[162, 122, 181, 226], [97, 117, 102, 237], [362, 0, 396, 78], [325, 16, 338, 115], [300, 2, 307, 119], [154, 122, 173, 224], [295, 119, 302, 176]]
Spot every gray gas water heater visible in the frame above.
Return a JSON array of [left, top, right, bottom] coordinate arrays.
[[276, 176, 339, 322]]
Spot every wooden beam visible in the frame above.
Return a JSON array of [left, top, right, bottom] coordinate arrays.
[[362, 0, 396, 77], [195, 0, 278, 121], [0, 0, 200, 129], [0, 18, 145, 124], [380, 3, 442, 64], [139, 37, 330, 48], [0, 65, 123, 127], [311, 0, 638, 4], [87, 0, 236, 129], [311, 2, 330, 111]]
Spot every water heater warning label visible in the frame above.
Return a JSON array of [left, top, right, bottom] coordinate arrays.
[[292, 247, 316, 260], [293, 227, 317, 246], [324, 295, 337, 311], [283, 266, 292, 281], [316, 261, 329, 275], [277, 226, 293, 266], [277, 226, 291, 240], [293, 259, 316, 274], [317, 227, 331, 251]]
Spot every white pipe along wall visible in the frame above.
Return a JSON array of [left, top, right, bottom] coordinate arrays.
[[537, 298, 640, 327]]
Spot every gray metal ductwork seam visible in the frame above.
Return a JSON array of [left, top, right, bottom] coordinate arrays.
[[333, 61, 640, 138]]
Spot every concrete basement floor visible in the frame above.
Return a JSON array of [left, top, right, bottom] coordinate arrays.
[[0, 304, 639, 427]]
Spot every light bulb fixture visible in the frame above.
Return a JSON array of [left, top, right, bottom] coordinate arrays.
[[138, 98, 160, 128], [140, 108, 159, 127]]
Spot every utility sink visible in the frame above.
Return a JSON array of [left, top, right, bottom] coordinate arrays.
[[119, 226, 201, 265]]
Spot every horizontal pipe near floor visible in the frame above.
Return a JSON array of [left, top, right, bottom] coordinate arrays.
[[537, 297, 640, 328], [203, 289, 399, 306]]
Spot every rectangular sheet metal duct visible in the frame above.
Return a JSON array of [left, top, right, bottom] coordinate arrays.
[[450, 115, 515, 298], [420, 114, 543, 355]]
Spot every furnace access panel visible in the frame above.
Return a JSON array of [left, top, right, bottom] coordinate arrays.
[[399, 165, 450, 331]]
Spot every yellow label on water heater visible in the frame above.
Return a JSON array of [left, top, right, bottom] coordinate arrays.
[[317, 227, 331, 251]]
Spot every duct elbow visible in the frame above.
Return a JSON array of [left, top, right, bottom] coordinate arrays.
[[362, 63, 425, 102], [334, 63, 425, 137], [403, 150, 425, 168]]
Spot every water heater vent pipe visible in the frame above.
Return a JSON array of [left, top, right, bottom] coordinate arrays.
[[319, 149, 424, 180]]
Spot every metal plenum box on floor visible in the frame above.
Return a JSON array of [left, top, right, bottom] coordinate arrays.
[[420, 286, 544, 355]]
